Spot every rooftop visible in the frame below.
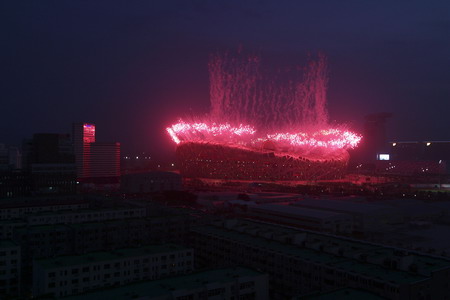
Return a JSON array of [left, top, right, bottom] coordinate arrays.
[[15, 223, 70, 233], [64, 267, 265, 300], [35, 244, 190, 270], [303, 288, 386, 299], [369, 248, 450, 273], [377, 199, 441, 216], [26, 206, 144, 218], [194, 220, 450, 285], [430, 201, 450, 210], [332, 260, 427, 284], [194, 226, 349, 265], [294, 198, 388, 214], [0, 197, 87, 209], [251, 203, 349, 220], [122, 171, 181, 178]]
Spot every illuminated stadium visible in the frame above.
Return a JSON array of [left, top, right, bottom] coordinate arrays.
[[166, 52, 361, 181]]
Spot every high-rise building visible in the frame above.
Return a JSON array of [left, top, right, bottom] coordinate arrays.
[[23, 134, 74, 167], [362, 112, 392, 161], [89, 142, 120, 179], [0, 144, 21, 170], [72, 123, 95, 179], [72, 123, 121, 189], [20, 134, 76, 195]]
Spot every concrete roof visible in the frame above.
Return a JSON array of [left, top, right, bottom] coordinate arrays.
[[304, 288, 386, 300], [193, 222, 450, 285], [64, 267, 265, 300], [35, 244, 190, 270], [294, 199, 388, 214], [332, 260, 427, 284], [250, 203, 349, 220]]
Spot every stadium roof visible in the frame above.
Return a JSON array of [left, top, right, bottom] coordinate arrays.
[[294, 199, 388, 215], [250, 203, 349, 220]]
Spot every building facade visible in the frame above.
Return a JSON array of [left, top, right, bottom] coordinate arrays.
[[0, 143, 21, 171], [0, 240, 21, 297], [72, 123, 96, 179], [32, 244, 193, 298], [0, 197, 88, 220], [63, 267, 269, 300], [191, 219, 450, 299], [247, 203, 353, 234], [21, 133, 77, 195], [121, 171, 182, 193], [89, 142, 121, 179]]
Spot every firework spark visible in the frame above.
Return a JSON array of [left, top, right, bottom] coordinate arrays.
[[166, 51, 362, 180]]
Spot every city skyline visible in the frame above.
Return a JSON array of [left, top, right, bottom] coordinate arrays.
[[2, 2, 450, 299]]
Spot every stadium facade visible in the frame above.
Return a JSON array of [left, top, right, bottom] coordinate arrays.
[[176, 142, 349, 181]]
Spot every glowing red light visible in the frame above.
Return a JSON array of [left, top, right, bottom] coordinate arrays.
[[167, 121, 256, 145], [166, 121, 361, 154], [265, 129, 361, 150], [165, 51, 363, 169], [166, 128, 181, 144]]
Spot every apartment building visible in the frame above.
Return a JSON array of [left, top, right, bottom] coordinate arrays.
[[247, 203, 353, 234], [191, 219, 450, 299], [13, 213, 195, 262], [64, 267, 269, 300], [33, 244, 193, 298], [0, 198, 89, 220], [25, 207, 146, 225], [0, 240, 21, 297]]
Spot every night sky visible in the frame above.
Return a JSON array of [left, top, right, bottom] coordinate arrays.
[[2, 1, 450, 158]]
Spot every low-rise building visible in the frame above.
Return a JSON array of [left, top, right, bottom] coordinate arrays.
[[191, 219, 450, 299], [293, 198, 397, 235], [0, 197, 89, 220], [25, 206, 146, 225], [12, 211, 198, 286], [64, 267, 269, 300], [303, 288, 385, 299], [0, 220, 26, 239], [0, 171, 30, 199], [32, 244, 193, 298], [247, 203, 353, 234], [121, 171, 182, 194], [0, 240, 21, 297]]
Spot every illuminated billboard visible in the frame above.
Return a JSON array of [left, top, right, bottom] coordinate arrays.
[[378, 154, 390, 160]]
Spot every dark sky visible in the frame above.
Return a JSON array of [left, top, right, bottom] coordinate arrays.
[[2, 1, 450, 158]]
